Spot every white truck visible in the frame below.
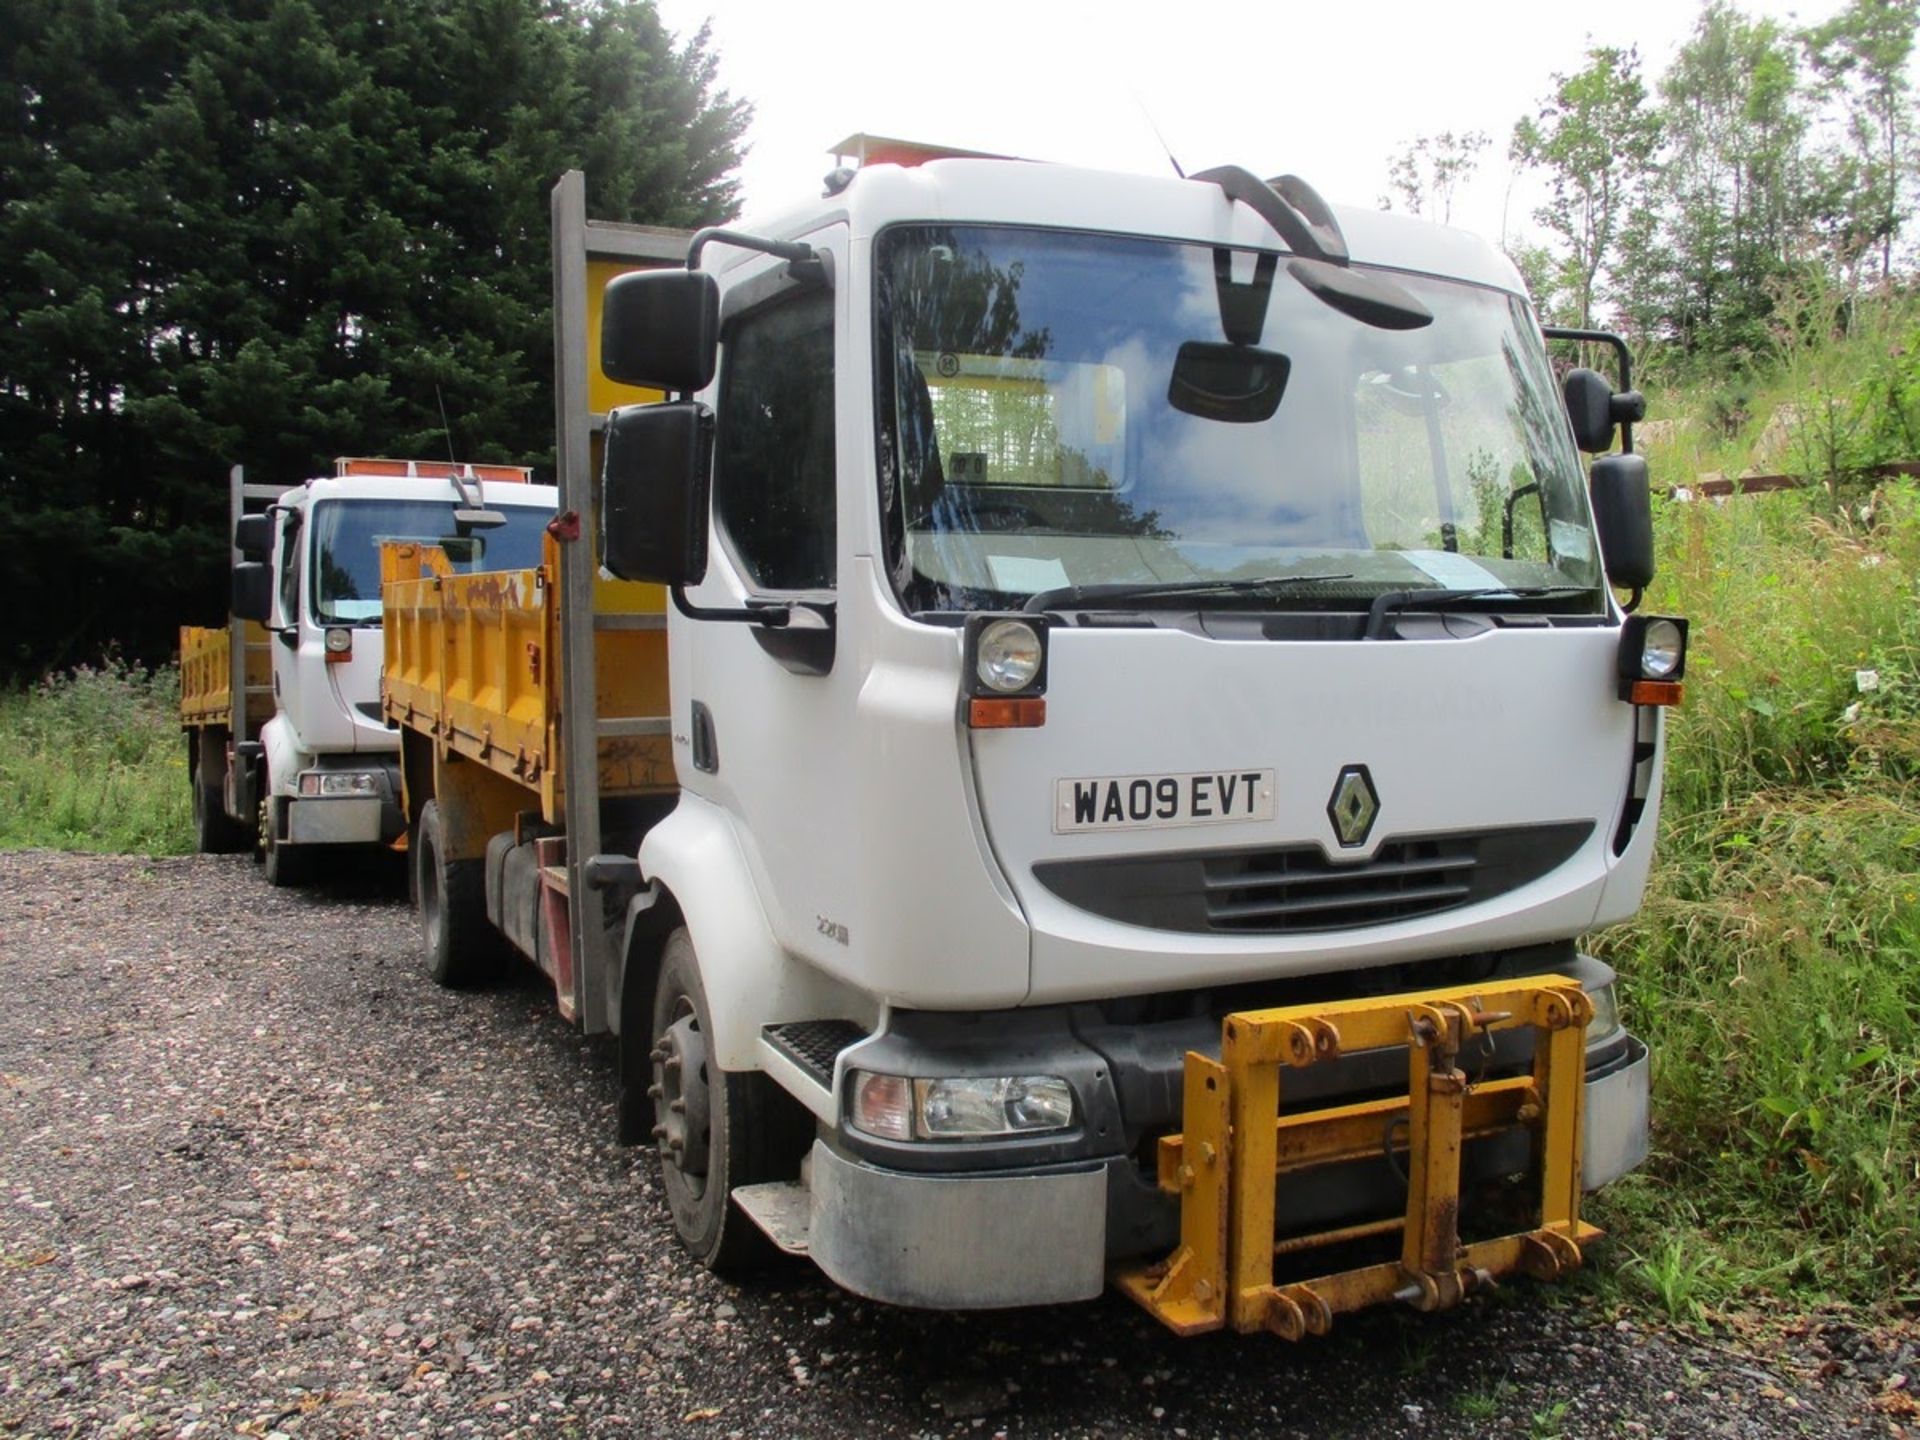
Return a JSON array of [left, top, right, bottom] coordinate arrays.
[[388, 155, 1685, 1339], [183, 459, 558, 884]]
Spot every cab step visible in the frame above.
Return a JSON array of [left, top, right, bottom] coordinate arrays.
[[733, 1180, 810, 1255]]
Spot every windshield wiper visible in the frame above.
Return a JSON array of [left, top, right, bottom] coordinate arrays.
[[1022, 572, 1354, 614], [1363, 585, 1595, 639]]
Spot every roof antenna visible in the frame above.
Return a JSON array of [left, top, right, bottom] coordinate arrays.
[[436, 382, 505, 528], [1133, 93, 1185, 179]]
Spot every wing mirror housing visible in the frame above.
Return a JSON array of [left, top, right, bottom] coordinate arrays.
[[601, 401, 713, 587], [234, 513, 272, 562], [1589, 452, 1655, 591], [231, 561, 273, 623], [601, 269, 720, 393], [1564, 367, 1648, 453]]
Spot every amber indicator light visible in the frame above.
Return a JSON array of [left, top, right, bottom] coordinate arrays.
[[969, 697, 1047, 729], [1627, 679, 1684, 707]]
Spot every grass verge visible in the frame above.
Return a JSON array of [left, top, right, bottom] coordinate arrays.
[[1589, 480, 1920, 1314], [0, 658, 193, 855]]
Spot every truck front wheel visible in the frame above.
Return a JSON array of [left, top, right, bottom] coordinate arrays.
[[261, 797, 313, 887], [651, 928, 806, 1276], [415, 799, 500, 987]]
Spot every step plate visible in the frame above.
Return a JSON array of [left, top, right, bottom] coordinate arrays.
[[733, 1180, 810, 1255]]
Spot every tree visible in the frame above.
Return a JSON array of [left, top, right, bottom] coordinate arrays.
[[1803, 0, 1919, 280], [1654, 2, 1814, 358], [1510, 47, 1663, 330], [1381, 131, 1489, 224], [0, 0, 748, 678]]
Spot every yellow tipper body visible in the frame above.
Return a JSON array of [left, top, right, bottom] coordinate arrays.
[[380, 534, 674, 825], [179, 621, 271, 730]]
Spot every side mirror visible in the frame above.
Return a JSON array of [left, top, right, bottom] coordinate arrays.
[[602, 269, 720, 393], [601, 402, 713, 586], [231, 561, 273, 623], [234, 514, 272, 562], [1589, 453, 1655, 591], [1563, 368, 1616, 453]]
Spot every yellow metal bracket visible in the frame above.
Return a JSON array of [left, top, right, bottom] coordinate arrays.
[[1114, 973, 1598, 1338]]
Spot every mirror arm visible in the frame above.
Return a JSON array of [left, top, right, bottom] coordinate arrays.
[[669, 585, 793, 628], [687, 227, 818, 272], [1543, 326, 1637, 452]]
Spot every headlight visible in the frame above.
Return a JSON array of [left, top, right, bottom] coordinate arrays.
[[848, 1070, 1075, 1141], [1586, 981, 1623, 1042], [975, 619, 1043, 694], [323, 627, 353, 654], [297, 771, 380, 798], [1639, 618, 1683, 678]]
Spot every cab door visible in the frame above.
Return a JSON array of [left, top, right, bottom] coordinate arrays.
[[680, 226, 858, 977]]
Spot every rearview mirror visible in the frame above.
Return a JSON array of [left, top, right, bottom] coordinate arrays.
[[234, 514, 272, 562], [601, 402, 713, 586], [1589, 453, 1655, 590], [231, 561, 272, 623], [602, 269, 720, 393], [1167, 342, 1292, 423]]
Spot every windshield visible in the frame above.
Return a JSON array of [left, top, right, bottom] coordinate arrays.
[[309, 498, 552, 625], [873, 225, 1604, 615]]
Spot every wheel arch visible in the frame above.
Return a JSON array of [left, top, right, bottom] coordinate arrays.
[[634, 793, 855, 1072]]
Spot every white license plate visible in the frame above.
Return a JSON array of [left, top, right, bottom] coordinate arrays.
[[1054, 769, 1276, 834]]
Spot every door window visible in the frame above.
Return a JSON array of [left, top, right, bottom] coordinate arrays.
[[713, 289, 836, 592]]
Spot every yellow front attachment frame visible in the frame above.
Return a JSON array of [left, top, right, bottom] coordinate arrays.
[[1114, 974, 1597, 1339]]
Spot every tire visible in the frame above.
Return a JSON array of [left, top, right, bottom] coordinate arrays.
[[415, 799, 501, 987], [650, 928, 808, 1275], [261, 795, 313, 887], [191, 749, 250, 855]]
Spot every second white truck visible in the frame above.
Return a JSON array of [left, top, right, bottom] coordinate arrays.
[[187, 458, 558, 884]]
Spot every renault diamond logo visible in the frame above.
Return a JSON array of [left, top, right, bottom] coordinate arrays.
[[1327, 764, 1380, 848]]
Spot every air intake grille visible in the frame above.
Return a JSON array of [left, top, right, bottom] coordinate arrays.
[[1032, 822, 1593, 935]]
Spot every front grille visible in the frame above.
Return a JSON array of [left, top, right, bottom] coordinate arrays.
[[1032, 822, 1593, 935]]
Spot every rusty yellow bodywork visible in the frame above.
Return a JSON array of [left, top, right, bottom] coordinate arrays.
[[1114, 974, 1597, 1339], [179, 622, 271, 731], [380, 536, 675, 826]]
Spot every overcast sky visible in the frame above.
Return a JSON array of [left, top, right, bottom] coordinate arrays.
[[651, 0, 1849, 249]]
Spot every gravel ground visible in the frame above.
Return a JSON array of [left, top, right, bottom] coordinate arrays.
[[1, 849, 1911, 1439]]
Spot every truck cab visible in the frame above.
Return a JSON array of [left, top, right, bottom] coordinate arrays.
[[240, 460, 558, 883]]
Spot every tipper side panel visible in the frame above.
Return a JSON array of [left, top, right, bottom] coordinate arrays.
[[179, 623, 271, 731], [380, 537, 674, 822]]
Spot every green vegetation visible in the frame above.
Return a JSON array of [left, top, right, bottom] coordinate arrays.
[[0, 659, 192, 854], [1587, 314, 1920, 1307]]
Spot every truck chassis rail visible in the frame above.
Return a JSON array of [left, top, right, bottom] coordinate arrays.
[[1114, 974, 1597, 1339]]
